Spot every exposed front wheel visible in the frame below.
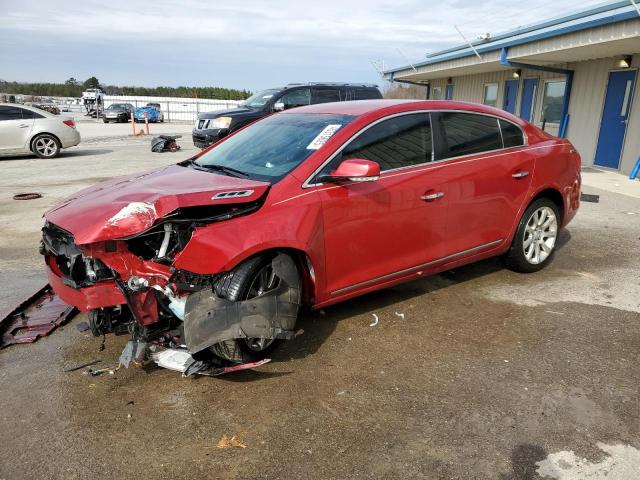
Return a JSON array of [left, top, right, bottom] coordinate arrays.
[[505, 198, 560, 273], [32, 134, 60, 159], [210, 254, 300, 363]]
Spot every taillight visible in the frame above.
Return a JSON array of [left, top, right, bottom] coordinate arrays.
[[63, 119, 75, 128]]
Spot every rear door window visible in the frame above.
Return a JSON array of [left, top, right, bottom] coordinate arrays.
[[435, 112, 503, 159], [312, 88, 341, 104], [499, 119, 524, 148], [0, 106, 24, 121], [339, 113, 433, 171]]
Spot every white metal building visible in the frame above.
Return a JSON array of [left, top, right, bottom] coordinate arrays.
[[384, 1, 640, 175]]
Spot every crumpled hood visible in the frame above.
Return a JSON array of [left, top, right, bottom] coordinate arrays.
[[45, 164, 270, 244]]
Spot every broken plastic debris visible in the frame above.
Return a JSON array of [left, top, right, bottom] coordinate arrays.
[[118, 340, 148, 368], [152, 347, 271, 376], [152, 348, 194, 373], [370, 314, 379, 327], [579, 193, 599, 203], [13, 192, 42, 200], [64, 359, 101, 372], [76, 321, 91, 332], [84, 366, 118, 376], [216, 434, 247, 449]]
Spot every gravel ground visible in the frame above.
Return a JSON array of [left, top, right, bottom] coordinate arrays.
[[0, 126, 638, 479]]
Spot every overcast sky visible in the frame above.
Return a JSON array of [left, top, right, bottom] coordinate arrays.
[[0, 0, 608, 91]]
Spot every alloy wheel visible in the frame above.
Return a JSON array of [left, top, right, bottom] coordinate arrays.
[[523, 206, 557, 264], [35, 137, 58, 157]]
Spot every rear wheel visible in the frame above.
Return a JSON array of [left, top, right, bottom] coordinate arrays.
[[32, 134, 60, 159], [504, 198, 560, 273], [210, 254, 299, 363]]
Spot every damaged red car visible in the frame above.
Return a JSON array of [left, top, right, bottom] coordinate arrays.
[[41, 100, 581, 367]]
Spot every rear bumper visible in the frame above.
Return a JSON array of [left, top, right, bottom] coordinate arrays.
[[59, 128, 81, 148], [47, 265, 126, 311]]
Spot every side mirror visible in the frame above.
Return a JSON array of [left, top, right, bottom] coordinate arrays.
[[318, 158, 380, 184], [274, 102, 285, 112]]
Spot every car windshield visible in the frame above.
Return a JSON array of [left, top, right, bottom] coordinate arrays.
[[193, 113, 355, 182], [240, 89, 280, 108], [108, 104, 127, 110]]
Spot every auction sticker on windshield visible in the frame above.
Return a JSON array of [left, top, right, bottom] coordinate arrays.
[[306, 124, 342, 150]]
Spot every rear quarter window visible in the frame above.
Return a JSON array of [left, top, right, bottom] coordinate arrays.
[[21, 109, 45, 119], [499, 119, 525, 148]]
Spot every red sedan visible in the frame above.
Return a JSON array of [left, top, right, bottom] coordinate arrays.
[[42, 100, 580, 365]]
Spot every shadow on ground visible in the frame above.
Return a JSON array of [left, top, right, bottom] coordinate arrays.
[[0, 148, 113, 161]]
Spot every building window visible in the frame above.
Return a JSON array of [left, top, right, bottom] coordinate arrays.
[[431, 86, 442, 100], [483, 84, 498, 106], [540, 80, 566, 124]]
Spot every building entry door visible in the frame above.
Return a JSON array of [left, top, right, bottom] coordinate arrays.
[[519, 78, 538, 122], [594, 70, 637, 169], [445, 84, 454, 100], [503, 79, 518, 114]]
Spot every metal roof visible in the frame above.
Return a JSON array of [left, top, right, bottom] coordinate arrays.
[[384, 0, 640, 74]]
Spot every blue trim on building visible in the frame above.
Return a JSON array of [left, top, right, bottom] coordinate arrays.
[[384, 1, 638, 75]]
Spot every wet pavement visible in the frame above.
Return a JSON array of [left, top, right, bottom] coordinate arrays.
[[1, 131, 639, 479]]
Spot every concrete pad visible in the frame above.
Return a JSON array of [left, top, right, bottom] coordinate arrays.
[[582, 167, 640, 199]]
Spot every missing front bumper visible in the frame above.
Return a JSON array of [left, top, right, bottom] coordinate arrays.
[[183, 254, 301, 353]]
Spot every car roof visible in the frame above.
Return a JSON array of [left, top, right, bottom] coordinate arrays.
[[285, 99, 527, 125], [0, 102, 55, 117]]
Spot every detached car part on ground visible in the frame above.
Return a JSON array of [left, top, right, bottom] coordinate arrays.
[[41, 99, 581, 369], [0, 103, 80, 158]]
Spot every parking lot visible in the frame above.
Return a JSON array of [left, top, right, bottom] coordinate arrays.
[[1, 121, 639, 479]]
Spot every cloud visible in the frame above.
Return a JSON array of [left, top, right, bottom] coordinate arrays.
[[0, 0, 607, 90]]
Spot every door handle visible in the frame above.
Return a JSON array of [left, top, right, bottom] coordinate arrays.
[[512, 171, 529, 179], [421, 191, 445, 201], [18, 124, 30, 128]]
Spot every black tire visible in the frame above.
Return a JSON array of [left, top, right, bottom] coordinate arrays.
[[31, 134, 60, 159], [504, 197, 560, 273], [103, 119, 109, 123], [210, 254, 299, 363]]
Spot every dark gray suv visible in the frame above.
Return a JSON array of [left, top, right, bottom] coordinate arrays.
[[192, 83, 382, 149]]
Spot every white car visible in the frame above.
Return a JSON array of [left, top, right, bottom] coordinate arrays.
[[0, 103, 81, 158]]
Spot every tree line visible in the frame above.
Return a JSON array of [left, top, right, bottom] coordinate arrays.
[[0, 77, 251, 100]]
